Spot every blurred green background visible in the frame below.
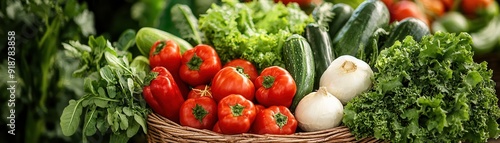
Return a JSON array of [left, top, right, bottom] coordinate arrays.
[[1, 0, 499, 143], [0, 0, 218, 142]]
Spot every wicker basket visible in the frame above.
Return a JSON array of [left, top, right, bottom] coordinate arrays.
[[147, 113, 381, 143]]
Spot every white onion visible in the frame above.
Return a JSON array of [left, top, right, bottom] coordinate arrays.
[[319, 55, 373, 105], [295, 87, 344, 132]]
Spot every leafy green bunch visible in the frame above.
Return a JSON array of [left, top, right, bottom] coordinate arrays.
[[60, 31, 151, 143], [343, 32, 500, 142], [199, 0, 313, 70]]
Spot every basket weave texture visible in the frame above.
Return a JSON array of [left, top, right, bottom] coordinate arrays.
[[147, 113, 381, 143]]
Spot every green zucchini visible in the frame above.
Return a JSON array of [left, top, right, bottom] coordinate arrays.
[[135, 27, 193, 57], [383, 18, 430, 49], [328, 3, 354, 39], [283, 34, 315, 111], [311, 2, 353, 40], [304, 23, 335, 90], [332, 0, 389, 60]]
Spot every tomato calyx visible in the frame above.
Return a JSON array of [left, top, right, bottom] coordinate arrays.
[[230, 104, 245, 117], [235, 66, 250, 79], [187, 54, 203, 70], [192, 104, 209, 123], [262, 76, 275, 89], [143, 71, 159, 86], [153, 41, 166, 55], [274, 112, 288, 129], [191, 86, 212, 98]]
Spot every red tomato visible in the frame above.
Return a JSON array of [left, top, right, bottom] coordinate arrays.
[[180, 44, 222, 87], [211, 67, 255, 103], [254, 66, 296, 108], [461, 0, 494, 16], [248, 104, 266, 133], [223, 59, 259, 83], [251, 106, 298, 135], [188, 85, 212, 99], [179, 97, 217, 129], [390, 0, 430, 25], [217, 94, 256, 134], [149, 40, 189, 98], [255, 105, 266, 114], [212, 122, 222, 133], [149, 40, 181, 72]]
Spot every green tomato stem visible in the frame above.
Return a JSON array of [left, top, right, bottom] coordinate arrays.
[[230, 104, 245, 117], [274, 112, 288, 128], [192, 104, 209, 123], [187, 54, 203, 71]]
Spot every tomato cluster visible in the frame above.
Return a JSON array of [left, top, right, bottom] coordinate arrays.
[[383, 0, 496, 26], [143, 40, 299, 135]]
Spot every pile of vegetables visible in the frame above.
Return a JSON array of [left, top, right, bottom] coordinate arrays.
[[142, 39, 301, 134], [57, 0, 500, 142], [344, 32, 500, 142]]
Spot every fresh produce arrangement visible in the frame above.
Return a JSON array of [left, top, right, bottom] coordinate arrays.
[[54, 0, 500, 142]]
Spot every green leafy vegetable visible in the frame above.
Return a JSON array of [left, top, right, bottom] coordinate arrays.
[[60, 99, 84, 136], [343, 32, 500, 143], [199, 0, 313, 69], [171, 4, 205, 45], [59, 31, 150, 143]]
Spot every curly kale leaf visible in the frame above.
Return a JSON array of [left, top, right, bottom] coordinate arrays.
[[198, 0, 313, 70], [343, 32, 500, 143]]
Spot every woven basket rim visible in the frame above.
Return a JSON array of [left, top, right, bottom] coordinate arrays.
[[146, 112, 381, 143]]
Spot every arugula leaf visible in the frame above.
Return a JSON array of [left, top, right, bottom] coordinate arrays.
[[60, 99, 84, 136], [110, 132, 129, 143], [96, 114, 109, 135], [122, 107, 133, 116], [135, 113, 147, 133], [83, 107, 98, 136], [127, 121, 141, 138], [100, 66, 116, 84], [119, 113, 129, 130]]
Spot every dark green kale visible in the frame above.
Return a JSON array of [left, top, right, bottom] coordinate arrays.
[[343, 32, 500, 143]]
